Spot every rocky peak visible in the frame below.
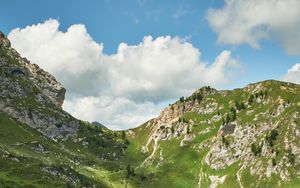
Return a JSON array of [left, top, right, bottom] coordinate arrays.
[[0, 31, 65, 107], [192, 86, 218, 96], [26, 63, 66, 107], [156, 86, 218, 124], [0, 31, 78, 140]]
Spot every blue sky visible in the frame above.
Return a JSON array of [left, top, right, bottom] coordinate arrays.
[[1, 0, 300, 129]]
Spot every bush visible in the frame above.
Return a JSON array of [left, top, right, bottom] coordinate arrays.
[[251, 143, 262, 156], [224, 114, 230, 124], [272, 158, 276, 166], [171, 126, 175, 134], [126, 164, 136, 178], [270, 130, 279, 140], [140, 172, 147, 181], [221, 135, 229, 147], [287, 148, 295, 164], [248, 94, 254, 105], [235, 101, 246, 111], [124, 139, 130, 145], [230, 107, 236, 121], [191, 93, 203, 102], [126, 164, 131, 178], [179, 96, 185, 103], [179, 117, 188, 123], [121, 131, 126, 139], [265, 129, 278, 147], [186, 125, 190, 134]]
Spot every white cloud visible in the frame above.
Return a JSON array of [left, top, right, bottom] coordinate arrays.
[[8, 19, 108, 96], [207, 0, 300, 55], [63, 96, 163, 130], [282, 64, 300, 84], [8, 19, 240, 129]]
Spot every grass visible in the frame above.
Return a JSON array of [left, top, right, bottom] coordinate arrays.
[[123, 80, 300, 188], [0, 112, 133, 187]]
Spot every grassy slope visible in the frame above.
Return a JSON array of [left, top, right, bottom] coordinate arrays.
[[1, 79, 300, 187], [125, 80, 300, 188], [0, 112, 136, 187]]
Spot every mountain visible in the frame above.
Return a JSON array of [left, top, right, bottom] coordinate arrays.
[[126, 81, 300, 188], [1, 30, 300, 188], [0, 31, 129, 187]]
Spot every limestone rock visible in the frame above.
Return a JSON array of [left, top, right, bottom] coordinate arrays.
[[0, 31, 79, 139]]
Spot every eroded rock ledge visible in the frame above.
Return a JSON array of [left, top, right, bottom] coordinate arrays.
[[0, 31, 79, 140]]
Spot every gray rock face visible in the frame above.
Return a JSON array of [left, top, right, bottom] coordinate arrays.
[[140, 87, 221, 165], [220, 123, 236, 135], [0, 31, 79, 140], [205, 111, 300, 181], [26, 63, 66, 107]]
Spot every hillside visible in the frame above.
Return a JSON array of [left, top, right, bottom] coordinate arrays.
[[1, 30, 300, 188], [0, 31, 131, 187], [126, 80, 300, 188]]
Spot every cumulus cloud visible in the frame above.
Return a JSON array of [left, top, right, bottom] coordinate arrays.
[[282, 64, 300, 84], [8, 19, 240, 129], [207, 0, 300, 55], [8, 19, 107, 96], [63, 96, 163, 130]]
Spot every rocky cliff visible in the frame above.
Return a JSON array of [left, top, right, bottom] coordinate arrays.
[[0, 31, 79, 139]]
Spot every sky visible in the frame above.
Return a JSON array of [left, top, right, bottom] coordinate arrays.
[[1, 0, 300, 130]]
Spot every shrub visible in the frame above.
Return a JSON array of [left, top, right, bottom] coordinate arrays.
[[224, 114, 230, 124], [235, 101, 246, 111], [265, 129, 278, 147], [171, 126, 175, 134], [179, 96, 185, 103], [121, 131, 126, 139], [126, 164, 136, 178], [191, 93, 203, 102], [251, 143, 262, 156], [287, 148, 295, 164], [248, 94, 254, 105], [131, 167, 135, 176], [186, 125, 190, 134], [221, 135, 229, 147], [126, 164, 131, 178], [230, 107, 237, 121], [124, 139, 130, 145], [179, 117, 188, 123]]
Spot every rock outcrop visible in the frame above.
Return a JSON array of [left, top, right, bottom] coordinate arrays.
[[0, 31, 79, 140]]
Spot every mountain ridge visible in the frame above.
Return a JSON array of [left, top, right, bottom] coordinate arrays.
[[1, 30, 300, 187], [0, 30, 129, 187], [0, 30, 79, 139], [126, 79, 300, 187]]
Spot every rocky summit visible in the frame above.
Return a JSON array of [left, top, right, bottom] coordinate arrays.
[[0, 31, 77, 139], [0, 30, 300, 187]]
